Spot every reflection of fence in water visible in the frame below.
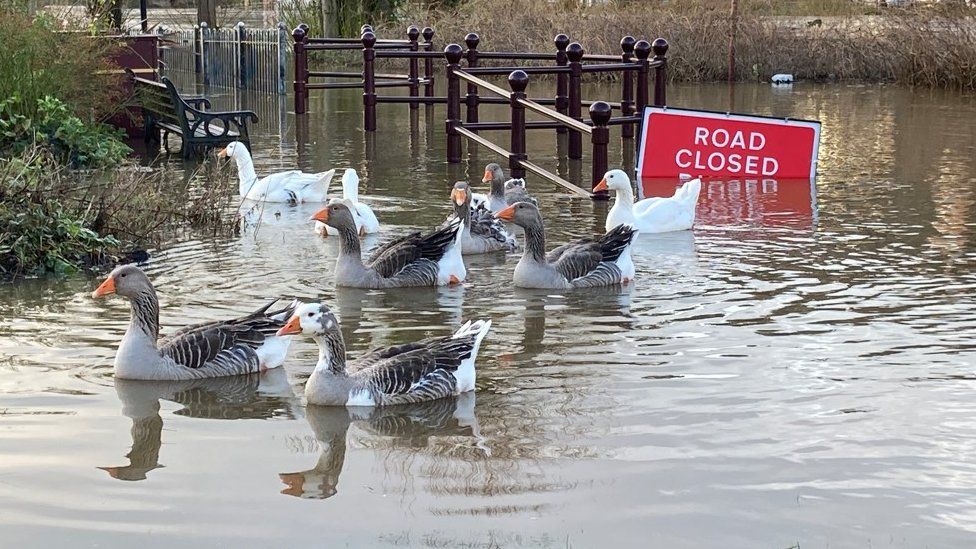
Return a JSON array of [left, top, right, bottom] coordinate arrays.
[[159, 23, 289, 95]]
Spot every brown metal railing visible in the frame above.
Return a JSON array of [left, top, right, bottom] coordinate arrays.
[[292, 24, 437, 117], [292, 24, 669, 199], [442, 37, 668, 199]]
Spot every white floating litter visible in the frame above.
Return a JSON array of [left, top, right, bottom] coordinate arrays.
[[771, 73, 794, 84]]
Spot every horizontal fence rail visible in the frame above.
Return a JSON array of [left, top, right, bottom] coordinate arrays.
[[292, 24, 436, 116]]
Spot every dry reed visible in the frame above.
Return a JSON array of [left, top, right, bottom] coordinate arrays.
[[385, 0, 976, 89]]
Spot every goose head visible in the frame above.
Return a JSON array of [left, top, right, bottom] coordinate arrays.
[[482, 163, 506, 196], [341, 169, 360, 202], [276, 303, 338, 337], [92, 264, 153, 300], [593, 169, 632, 194], [494, 201, 543, 230], [482, 163, 505, 184], [217, 141, 250, 161], [311, 200, 358, 233], [451, 181, 472, 208]]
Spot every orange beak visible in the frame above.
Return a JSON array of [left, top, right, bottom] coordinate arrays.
[[91, 276, 116, 298], [310, 207, 329, 223], [217, 147, 228, 158], [276, 315, 302, 336], [452, 188, 467, 205], [482, 169, 492, 183], [494, 204, 515, 221], [593, 178, 608, 192]]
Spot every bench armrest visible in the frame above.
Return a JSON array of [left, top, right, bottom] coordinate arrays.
[[182, 103, 259, 139], [183, 96, 212, 110]]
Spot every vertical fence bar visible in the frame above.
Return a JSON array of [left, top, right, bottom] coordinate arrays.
[[407, 25, 420, 109], [508, 70, 528, 179], [554, 34, 569, 135], [653, 38, 669, 107], [567, 42, 584, 160], [634, 40, 650, 121], [589, 101, 611, 198], [362, 32, 377, 131], [278, 23, 287, 95], [236, 22, 246, 90], [194, 24, 202, 78], [201, 23, 210, 87], [464, 33, 480, 124], [423, 27, 435, 103], [445, 44, 463, 164], [293, 26, 307, 114], [620, 36, 636, 139]]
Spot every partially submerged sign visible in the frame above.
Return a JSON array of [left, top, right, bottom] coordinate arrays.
[[636, 107, 821, 180]]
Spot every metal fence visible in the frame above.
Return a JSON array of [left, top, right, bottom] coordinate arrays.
[[159, 22, 289, 95]]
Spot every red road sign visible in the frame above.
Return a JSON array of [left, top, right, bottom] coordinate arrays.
[[637, 107, 821, 180]]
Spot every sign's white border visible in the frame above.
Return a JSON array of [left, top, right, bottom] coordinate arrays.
[[635, 106, 822, 180]]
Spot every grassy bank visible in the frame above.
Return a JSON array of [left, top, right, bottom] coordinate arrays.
[[390, 0, 976, 89]]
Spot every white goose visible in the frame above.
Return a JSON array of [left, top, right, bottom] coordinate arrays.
[[595, 169, 702, 233], [218, 141, 336, 204], [277, 302, 491, 406], [315, 169, 381, 237]]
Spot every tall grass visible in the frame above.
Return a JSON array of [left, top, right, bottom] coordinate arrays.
[[0, 11, 122, 122], [392, 0, 976, 89]]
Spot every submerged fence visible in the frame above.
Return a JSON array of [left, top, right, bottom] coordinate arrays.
[[159, 22, 289, 94]]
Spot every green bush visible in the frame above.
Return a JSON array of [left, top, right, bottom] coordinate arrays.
[[0, 150, 119, 277], [0, 96, 131, 168]]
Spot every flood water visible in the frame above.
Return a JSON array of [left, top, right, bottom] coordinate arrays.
[[2, 81, 976, 548]]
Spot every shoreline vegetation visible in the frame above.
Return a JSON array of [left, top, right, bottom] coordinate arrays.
[[381, 0, 976, 89], [0, 9, 240, 281]]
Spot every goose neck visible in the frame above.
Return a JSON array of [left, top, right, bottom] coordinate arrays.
[[312, 332, 347, 376], [342, 175, 359, 203], [489, 177, 505, 199], [233, 154, 258, 195], [615, 183, 635, 206], [129, 287, 160, 342], [523, 221, 547, 263], [336, 223, 362, 259]]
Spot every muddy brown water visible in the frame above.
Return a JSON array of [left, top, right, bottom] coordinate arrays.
[[1, 82, 975, 548]]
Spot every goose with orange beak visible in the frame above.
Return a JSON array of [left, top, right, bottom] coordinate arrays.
[[218, 141, 336, 204], [596, 169, 702, 233], [91, 264, 297, 380], [495, 202, 638, 289], [314, 168, 380, 237], [445, 181, 516, 254], [481, 163, 538, 213], [312, 199, 465, 288], [277, 302, 491, 406]]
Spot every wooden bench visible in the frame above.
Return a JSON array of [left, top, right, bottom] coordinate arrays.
[[126, 69, 258, 159]]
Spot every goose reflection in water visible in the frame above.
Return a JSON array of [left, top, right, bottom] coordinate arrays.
[[99, 368, 300, 481], [278, 391, 485, 499]]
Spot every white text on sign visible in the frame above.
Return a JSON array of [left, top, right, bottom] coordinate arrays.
[[674, 127, 780, 176]]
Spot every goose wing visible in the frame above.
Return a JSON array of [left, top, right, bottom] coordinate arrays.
[[366, 221, 460, 278], [547, 225, 636, 282], [159, 300, 295, 371], [546, 239, 603, 281], [365, 232, 424, 277], [355, 334, 479, 403], [469, 204, 517, 250]]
